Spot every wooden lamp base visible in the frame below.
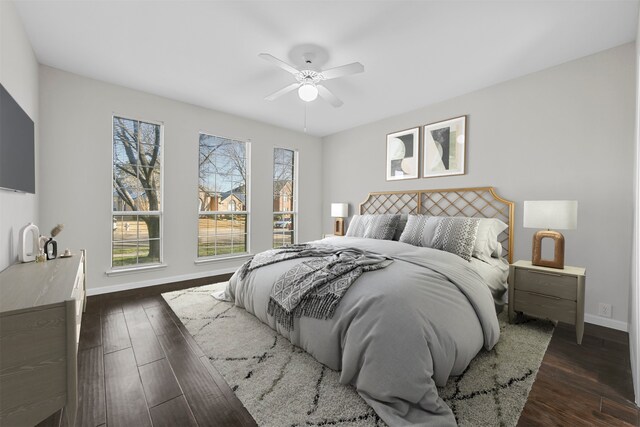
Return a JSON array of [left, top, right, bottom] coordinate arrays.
[[334, 218, 345, 236], [532, 230, 565, 269]]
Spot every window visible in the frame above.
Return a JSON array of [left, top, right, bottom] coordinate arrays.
[[198, 134, 248, 257], [273, 148, 296, 248], [112, 116, 162, 268]]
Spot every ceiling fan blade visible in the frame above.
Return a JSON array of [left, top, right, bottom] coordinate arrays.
[[317, 85, 343, 107], [265, 82, 300, 101], [320, 62, 364, 80], [259, 53, 300, 75]]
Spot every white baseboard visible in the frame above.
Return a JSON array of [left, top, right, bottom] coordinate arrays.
[[585, 314, 629, 332], [87, 267, 236, 296]]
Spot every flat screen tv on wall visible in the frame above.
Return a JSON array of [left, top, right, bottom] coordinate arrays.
[[0, 83, 35, 194]]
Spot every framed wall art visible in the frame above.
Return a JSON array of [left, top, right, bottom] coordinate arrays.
[[386, 127, 419, 181], [422, 116, 466, 178]]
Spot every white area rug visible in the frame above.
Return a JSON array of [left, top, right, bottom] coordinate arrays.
[[163, 282, 554, 426]]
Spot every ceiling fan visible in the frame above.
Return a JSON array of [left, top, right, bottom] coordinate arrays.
[[259, 53, 364, 107]]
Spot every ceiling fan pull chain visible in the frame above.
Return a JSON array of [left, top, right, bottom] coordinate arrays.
[[304, 103, 307, 133]]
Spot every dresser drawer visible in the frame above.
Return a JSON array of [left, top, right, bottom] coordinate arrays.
[[514, 268, 577, 300], [514, 290, 576, 324]]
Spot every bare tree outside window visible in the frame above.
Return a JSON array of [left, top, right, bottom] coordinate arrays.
[[112, 116, 162, 267], [198, 134, 248, 257]]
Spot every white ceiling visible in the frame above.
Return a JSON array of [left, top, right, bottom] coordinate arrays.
[[14, 0, 639, 137]]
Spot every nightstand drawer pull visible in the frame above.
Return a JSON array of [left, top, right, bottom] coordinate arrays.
[[525, 291, 560, 300], [528, 270, 563, 278]]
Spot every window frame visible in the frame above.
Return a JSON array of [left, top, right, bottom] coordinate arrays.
[[110, 114, 165, 271], [196, 132, 251, 260], [272, 147, 298, 248]]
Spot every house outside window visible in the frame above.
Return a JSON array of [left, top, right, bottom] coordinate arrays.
[[273, 148, 296, 248], [198, 133, 249, 257]]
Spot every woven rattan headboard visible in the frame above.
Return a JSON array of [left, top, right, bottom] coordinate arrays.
[[359, 187, 515, 263]]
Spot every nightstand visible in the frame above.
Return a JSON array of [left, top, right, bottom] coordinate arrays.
[[508, 260, 586, 344]]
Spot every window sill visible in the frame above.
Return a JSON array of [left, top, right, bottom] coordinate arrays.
[[194, 253, 253, 265], [105, 263, 168, 276]]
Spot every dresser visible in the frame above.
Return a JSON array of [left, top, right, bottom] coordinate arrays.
[[508, 260, 585, 344], [0, 250, 86, 426]]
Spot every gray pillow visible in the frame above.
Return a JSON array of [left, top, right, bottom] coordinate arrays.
[[345, 214, 400, 240], [393, 214, 409, 241], [432, 217, 481, 261], [399, 215, 440, 247], [363, 214, 400, 240]]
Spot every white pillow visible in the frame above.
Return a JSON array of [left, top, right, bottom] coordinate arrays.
[[345, 215, 367, 237], [473, 218, 508, 263]]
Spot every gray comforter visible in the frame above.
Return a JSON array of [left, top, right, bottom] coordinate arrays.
[[224, 237, 500, 426]]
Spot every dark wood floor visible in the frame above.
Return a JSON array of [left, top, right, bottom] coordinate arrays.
[[38, 274, 256, 427], [38, 276, 637, 427], [519, 322, 638, 426]]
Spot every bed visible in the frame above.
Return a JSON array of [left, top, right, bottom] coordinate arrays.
[[221, 187, 514, 426]]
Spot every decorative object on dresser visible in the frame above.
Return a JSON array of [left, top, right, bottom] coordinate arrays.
[[508, 260, 585, 344], [0, 250, 86, 426], [331, 202, 348, 236], [44, 223, 64, 260], [18, 222, 39, 263], [422, 115, 466, 178], [386, 127, 419, 180], [523, 200, 578, 269]]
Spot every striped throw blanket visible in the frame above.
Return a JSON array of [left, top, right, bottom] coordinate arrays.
[[238, 244, 392, 331]]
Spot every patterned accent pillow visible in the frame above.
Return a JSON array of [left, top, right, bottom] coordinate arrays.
[[432, 217, 481, 261], [345, 214, 400, 240], [398, 215, 440, 247], [362, 214, 400, 240]]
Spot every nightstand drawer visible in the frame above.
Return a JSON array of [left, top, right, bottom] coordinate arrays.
[[513, 290, 576, 324], [514, 268, 577, 300]]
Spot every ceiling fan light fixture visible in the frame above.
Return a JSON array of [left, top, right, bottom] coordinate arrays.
[[298, 83, 318, 102]]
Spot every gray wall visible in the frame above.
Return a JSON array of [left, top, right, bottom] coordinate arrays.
[[39, 66, 322, 293], [0, 1, 39, 271], [322, 43, 636, 330]]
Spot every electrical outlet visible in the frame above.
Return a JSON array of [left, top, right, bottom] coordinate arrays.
[[598, 303, 612, 318]]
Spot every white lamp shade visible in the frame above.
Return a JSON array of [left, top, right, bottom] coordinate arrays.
[[523, 200, 578, 230], [331, 203, 348, 218]]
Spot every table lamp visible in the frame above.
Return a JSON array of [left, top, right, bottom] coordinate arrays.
[[523, 200, 578, 269], [331, 203, 349, 236]]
